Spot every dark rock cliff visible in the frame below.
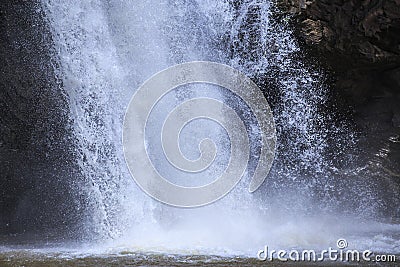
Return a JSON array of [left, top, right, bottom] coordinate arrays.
[[277, 0, 400, 121], [278, 0, 400, 218], [0, 1, 83, 239], [279, 0, 400, 64]]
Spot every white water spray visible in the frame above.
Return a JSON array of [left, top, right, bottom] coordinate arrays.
[[41, 0, 400, 257]]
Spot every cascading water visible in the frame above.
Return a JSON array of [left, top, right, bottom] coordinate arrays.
[[35, 0, 400, 258]]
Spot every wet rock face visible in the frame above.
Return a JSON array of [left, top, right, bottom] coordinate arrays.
[[279, 0, 400, 217], [279, 0, 400, 66], [278, 0, 400, 144], [0, 1, 82, 238]]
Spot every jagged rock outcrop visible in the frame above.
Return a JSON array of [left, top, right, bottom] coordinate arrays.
[[278, 0, 400, 67], [278, 0, 400, 216], [278, 0, 400, 131]]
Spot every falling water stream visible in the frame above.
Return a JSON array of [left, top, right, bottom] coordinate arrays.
[[1, 0, 399, 264]]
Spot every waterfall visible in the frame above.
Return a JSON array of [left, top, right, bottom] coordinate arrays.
[[39, 0, 399, 256]]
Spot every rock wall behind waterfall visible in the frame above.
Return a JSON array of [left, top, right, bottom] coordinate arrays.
[[279, 0, 400, 219], [0, 1, 84, 238], [279, 0, 400, 64]]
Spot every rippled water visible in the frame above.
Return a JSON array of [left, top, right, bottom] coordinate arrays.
[[0, 248, 398, 266], [1, 218, 399, 265], [0, 252, 321, 267]]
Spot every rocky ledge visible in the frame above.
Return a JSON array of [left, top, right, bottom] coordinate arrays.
[[278, 0, 400, 67]]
